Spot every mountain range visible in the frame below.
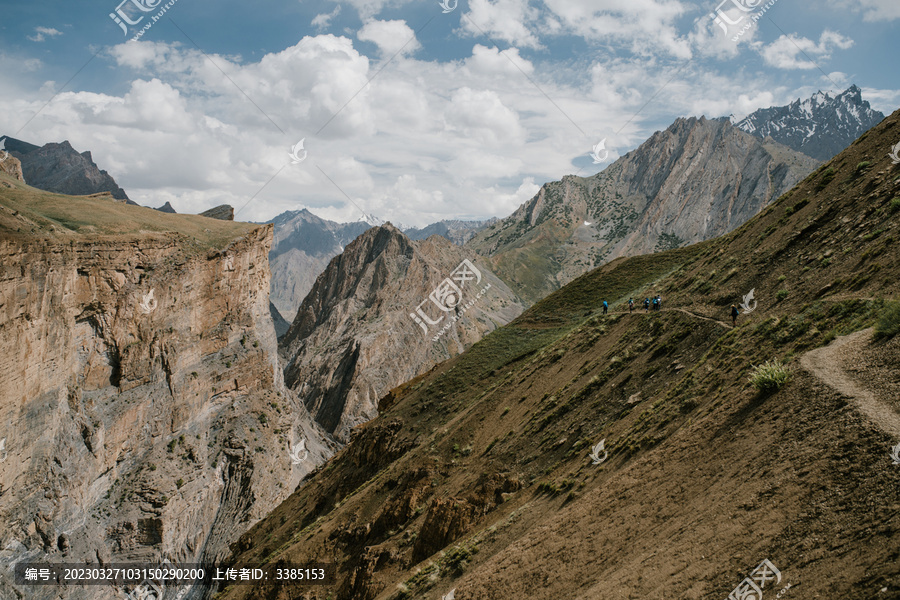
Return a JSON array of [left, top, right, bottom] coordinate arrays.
[[467, 115, 820, 303], [733, 84, 884, 161], [221, 105, 900, 600]]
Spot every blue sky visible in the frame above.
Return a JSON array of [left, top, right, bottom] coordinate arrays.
[[1, 0, 898, 226]]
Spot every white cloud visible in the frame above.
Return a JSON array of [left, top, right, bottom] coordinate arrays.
[[312, 5, 342, 30], [27, 27, 63, 42], [830, 0, 900, 21], [461, 0, 543, 49], [357, 19, 421, 57], [760, 30, 854, 70]]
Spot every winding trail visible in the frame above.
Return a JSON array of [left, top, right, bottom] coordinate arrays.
[[800, 328, 900, 438], [671, 308, 732, 329]]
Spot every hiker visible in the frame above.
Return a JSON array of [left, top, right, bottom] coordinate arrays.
[[652, 296, 659, 311], [628, 298, 634, 313], [644, 298, 650, 312], [656, 295, 662, 310], [731, 304, 739, 326], [602, 300, 608, 315]]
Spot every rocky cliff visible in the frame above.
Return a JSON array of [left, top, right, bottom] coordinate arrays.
[[468, 116, 819, 303], [0, 174, 334, 600], [2, 136, 131, 201], [268, 209, 372, 321], [280, 224, 525, 442], [733, 85, 884, 161]]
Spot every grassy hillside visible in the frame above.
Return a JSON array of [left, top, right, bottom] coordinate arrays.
[[0, 172, 255, 250], [218, 110, 900, 600]]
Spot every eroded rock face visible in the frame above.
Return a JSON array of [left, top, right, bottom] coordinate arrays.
[[0, 154, 24, 182], [281, 225, 525, 442], [0, 224, 334, 599]]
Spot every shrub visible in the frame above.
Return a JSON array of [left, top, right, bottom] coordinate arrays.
[[776, 289, 789, 301], [890, 198, 900, 214], [874, 301, 900, 340], [175, 478, 184, 489], [748, 360, 791, 393], [815, 168, 835, 191]]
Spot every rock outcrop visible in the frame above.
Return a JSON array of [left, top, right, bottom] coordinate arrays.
[[0, 184, 334, 600], [155, 201, 177, 213], [200, 205, 235, 221], [468, 116, 819, 303], [280, 224, 524, 442], [0, 154, 24, 183], [2, 136, 131, 201]]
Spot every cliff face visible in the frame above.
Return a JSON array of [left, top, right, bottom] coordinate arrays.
[[468, 116, 819, 303], [2, 137, 131, 201], [0, 180, 334, 599], [281, 225, 524, 442]]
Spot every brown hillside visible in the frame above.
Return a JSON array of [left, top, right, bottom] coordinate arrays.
[[217, 109, 900, 600]]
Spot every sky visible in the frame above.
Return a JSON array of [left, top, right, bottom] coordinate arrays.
[[0, 0, 898, 227]]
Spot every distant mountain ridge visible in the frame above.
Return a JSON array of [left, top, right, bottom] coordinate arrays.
[[732, 85, 884, 160], [1, 136, 132, 201], [404, 218, 499, 245], [467, 116, 820, 303]]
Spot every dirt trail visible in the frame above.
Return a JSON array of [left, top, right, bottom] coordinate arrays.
[[671, 308, 732, 329], [801, 328, 900, 438]]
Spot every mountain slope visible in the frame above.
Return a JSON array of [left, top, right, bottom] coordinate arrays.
[[280, 224, 525, 442], [268, 209, 373, 321], [468, 116, 819, 304], [220, 109, 900, 600], [1, 136, 131, 201], [734, 85, 885, 161]]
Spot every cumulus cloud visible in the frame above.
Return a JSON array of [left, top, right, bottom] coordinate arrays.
[[760, 30, 854, 69], [27, 27, 63, 42], [357, 19, 421, 57]]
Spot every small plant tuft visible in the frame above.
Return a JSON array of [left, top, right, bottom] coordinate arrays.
[[874, 300, 900, 340], [748, 360, 791, 393]]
